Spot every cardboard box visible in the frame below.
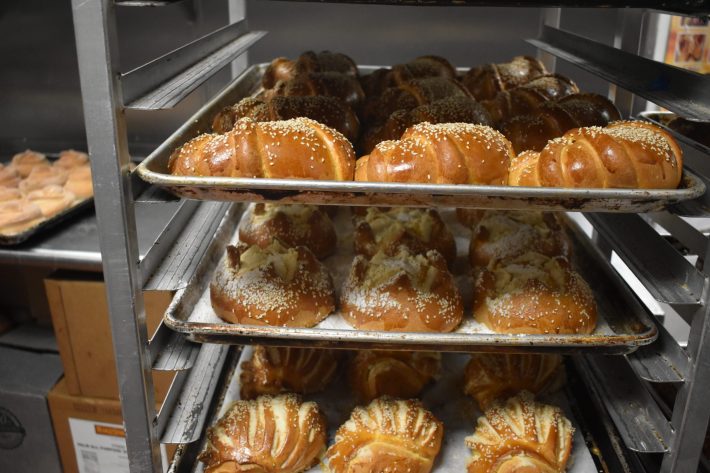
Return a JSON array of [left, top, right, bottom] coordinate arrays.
[[45, 272, 175, 400], [0, 346, 63, 473], [48, 379, 176, 473]]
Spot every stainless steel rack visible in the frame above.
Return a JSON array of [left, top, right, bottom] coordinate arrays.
[[69, 1, 710, 473]]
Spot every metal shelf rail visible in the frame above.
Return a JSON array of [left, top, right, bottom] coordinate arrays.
[[69, 1, 710, 473]]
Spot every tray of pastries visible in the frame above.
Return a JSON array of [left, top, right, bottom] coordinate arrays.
[[638, 110, 710, 152], [135, 53, 704, 212], [163, 203, 657, 353], [193, 346, 598, 473], [0, 149, 94, 245]]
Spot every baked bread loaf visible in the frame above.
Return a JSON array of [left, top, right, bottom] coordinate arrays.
[[55, 149, 89, 169], [262, 51, 358, 89], [482, 74, 579, 124], [501, 93, 621, 153], [10, 150, 49, 178], [353, 207, 456, 266], [210, 241, 335, 327], [239, 204, 337, 259], [262, 71, 365, 108], [469, 211, 570, 266], [349, 350, 441, 402], [18, 166, 68, 193], [462, 56, 547, 101], [325, 397, 443, 473], [465, 391, 574, 473], [360, 55, 456, 97], [509, 121, 683, 189], [356, 122, 514, 185], [473, 251, 597, 334], [0, 200, 43, 235], [212, 95, 360, 143], [25, 185, 76, 218], [64, 165, 93, 199], [341, 247, 463, 332], [199, 394, 326, 473], [361, 77, 471, 126], [169, 117, 356, 181], [463, 354, 564, 408], [240, 346, 340, 399], [0, 164, 20, 188], [0, 187, 21, 202], [359, 96, 493, 153]]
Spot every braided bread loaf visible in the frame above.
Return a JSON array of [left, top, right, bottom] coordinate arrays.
[[466, 391, 574, 473], [356, 122, 514, 185], [240, 346, 340, 399], [463, 354, 564, 408], [262, 51, 358, 88], [509, 121, 683, 189], [325, 398, 443, 473], [199, 394, 326, 473], [262, 71, 365, 108], [501, 93, 621, 153], [212, 96, 360, 142], [349, 350, 441, 402], [462, 56, 548, 101], [360, 55, 456, 97], [482, 74, 579, 124], [169, 117, 356, 181]]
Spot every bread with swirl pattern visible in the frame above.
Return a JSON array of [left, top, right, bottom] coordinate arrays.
[[462, 56, 548, 101]]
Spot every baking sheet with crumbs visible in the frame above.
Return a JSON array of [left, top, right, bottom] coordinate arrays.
[[192, 347, 596, 473]]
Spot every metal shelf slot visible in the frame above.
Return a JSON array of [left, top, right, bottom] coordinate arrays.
[[579, 354, 672, 453], [627, 319, 689, 383], [528, 26, 710, 121], [121, 20, 266, 109], [586, 213, 704, 308], [151, 324, 199, 371], [157, 343, 230, 444]]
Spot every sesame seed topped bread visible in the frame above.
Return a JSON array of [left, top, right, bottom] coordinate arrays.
[[463, 354, 564, 409], [356, 122, 514, 185], [169, 117, 356, 181], [353, 207, 456, 266], [239, 203, 337, 260], [509, 121, 683, 189], [210, 240, 335, 327], [340, 247, 463, 333], [462, 56, 548, 101], [325, 397, 444, 473], [199, 394, 327, 473], [473, 251, 597, 335], [465, 391, 574, 473], [240, 346, 341, 400], [349, 350, 441, 402]]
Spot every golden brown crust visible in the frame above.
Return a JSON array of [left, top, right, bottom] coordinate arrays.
[[169, 117, 356, 181], [465, 391, 574, 473], [64, 165, 93, 199], [0, 200, 43, 235], [508, 121, 684, 189], [0, 187, 21, 202], [25, 185, 76, 218], [55, 149, 89, 169], [239, 204, 337, 260], [199, 394, 327, 473], [353, 207, 456, 266], [349, 350, 441, 402], [325, 398, 443, 473], [10, 150, 49, 178], [501, 93, 621, 153], [240, 346, 340, 399], [473, 251, 597, 334], [0, 164, 20, 188], [262, 72, 365, 108], [462, 56, 548, 101], [469, 211, 571, 267], [463, 354, 564, 409], [212, 95, 360, 143], [340, 248, 463, 333], [262, 51, 358, 89], [210, 241, 335, 327], [356, 122, 514, 185], [18, 166, 69, 194], [360, 56, 456, 97]]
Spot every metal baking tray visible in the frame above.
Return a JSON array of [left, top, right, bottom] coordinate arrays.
[[163, 206, 658, 353], [187, 347, 598, 473], [0, 197, 93, 246], [135, 64, 705, 213], [639, 110, 710, 155]]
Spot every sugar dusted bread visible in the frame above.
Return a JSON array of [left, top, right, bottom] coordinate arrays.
[[210, 241, 335, 327], [325, 397, 443, 473], [199, 394, 326, 473], [341, 247, 463, 332], [466, 391, 574, 473]]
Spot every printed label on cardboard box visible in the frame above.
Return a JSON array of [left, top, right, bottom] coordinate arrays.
[[68, 418, 128, 473]]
